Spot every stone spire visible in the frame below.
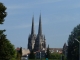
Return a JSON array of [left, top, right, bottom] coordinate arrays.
[[31, 15, 34, 35], [38, 13, 42, 36]]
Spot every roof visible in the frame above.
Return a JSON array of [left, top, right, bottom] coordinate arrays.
[[49, 48, 62, 50], [49, 48, 63, 53], [16, 47, 20, 51]]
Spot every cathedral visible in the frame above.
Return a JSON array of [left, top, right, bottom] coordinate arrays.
[[28, 14, 46, 52]]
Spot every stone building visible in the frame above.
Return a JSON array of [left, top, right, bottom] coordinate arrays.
[[28, 14, 46, 52], [49, 48, 62, 54]]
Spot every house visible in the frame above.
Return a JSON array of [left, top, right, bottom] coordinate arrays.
[[49, 48, 62, 54]]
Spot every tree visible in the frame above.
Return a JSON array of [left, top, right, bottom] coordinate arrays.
[[67, 24, 80, 60], [19, 47, 22, 56], [0, 2, 7, 24], [17, 47, 22, 60], [50, 52, 61, 59], [0, 2, 16, 60], [29, 50, 35, 59], [46, 44, 50, 58]]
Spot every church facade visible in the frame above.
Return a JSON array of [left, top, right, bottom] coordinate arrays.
[[28, 14, 46, 52]]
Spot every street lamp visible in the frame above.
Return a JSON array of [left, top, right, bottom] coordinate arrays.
[[75, 38, 80, 60]]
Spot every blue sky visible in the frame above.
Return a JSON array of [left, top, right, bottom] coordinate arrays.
[[0, 0, 80, 48]]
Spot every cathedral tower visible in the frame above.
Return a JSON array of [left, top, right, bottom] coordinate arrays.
[[38, 13, 42, 36], [28, 15, 36, 51], [34, 14, 46, 51], [28, 14, 46, 52], [31, 15, 35, 35]]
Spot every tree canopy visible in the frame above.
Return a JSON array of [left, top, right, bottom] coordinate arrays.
[[50, 52, 61, 59], [0, 2, 16, 60], [67, 24, 80, 60], [46, 45, 50, 58], [0, 2, 7, 24]]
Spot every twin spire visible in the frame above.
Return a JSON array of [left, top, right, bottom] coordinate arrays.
[[38, 13, 42, 35], [31, 14, 42, 36], [31, 15, 34, 35]]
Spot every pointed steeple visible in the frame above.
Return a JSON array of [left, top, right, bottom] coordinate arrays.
[[31, 15, 34, 35], [38, 13, 42, 35]]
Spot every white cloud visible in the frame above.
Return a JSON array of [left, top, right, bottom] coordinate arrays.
[[20, 22, 47, 28], [15, 24, 31, 29], [6, 0, 63, 10], [38, 0, 63, 4], [13, 22, 39, 29], [55, 0, 80, 9], [9, 19, 48, 29], [7, 4, 33, 10]]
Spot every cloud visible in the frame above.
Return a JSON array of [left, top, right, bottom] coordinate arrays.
[[15, 21, 48, 29], [7, 4, 33, 10], [0, 23, 35, 30], [4, 0, 65, 16], [13, 22, 39, 29], [55, 0, 80, 9], [38, 0, 63, 4], [15, 24, 31, 29], [5, 19, 48, 30], [6, 0, 63, 10]]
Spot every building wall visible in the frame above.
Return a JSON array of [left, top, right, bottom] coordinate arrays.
[[28, 15, 46, 52], [49, 48, 62, 54], [22, 48, 30, 56]]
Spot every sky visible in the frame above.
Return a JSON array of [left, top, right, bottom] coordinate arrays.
[[0, 0, 80, 48]]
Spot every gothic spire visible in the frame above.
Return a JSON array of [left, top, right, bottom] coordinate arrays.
[[31, 15, 34, 35], [38, 13, 42, 35]]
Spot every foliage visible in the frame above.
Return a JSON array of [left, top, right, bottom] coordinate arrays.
[[17, 47, 22, 60], [46, 45, 50, 58], [0, 2, 7, 24], [29, 50, 35, 59], [19, 47, 22, 56], [0, 32, 17, 60], [17, 52, 22, 60], [50, 52, 61, 59], [0, 2, 17, 60], [67, 24, 80, 60]]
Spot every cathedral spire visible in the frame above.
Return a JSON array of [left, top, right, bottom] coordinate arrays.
[[31, 15, 34, 35], [38, 13, 42, 35]]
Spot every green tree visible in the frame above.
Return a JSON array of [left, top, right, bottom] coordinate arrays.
[[0, 2, 16, 60], [0, 2, 7, 24], [0, 34, 17, 60], [50, 52, 61, 59], [46, 44, 50, 59], [17, 47, 22, 60], [67, 24, 80, 60], [29, 50, 35, 59]]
